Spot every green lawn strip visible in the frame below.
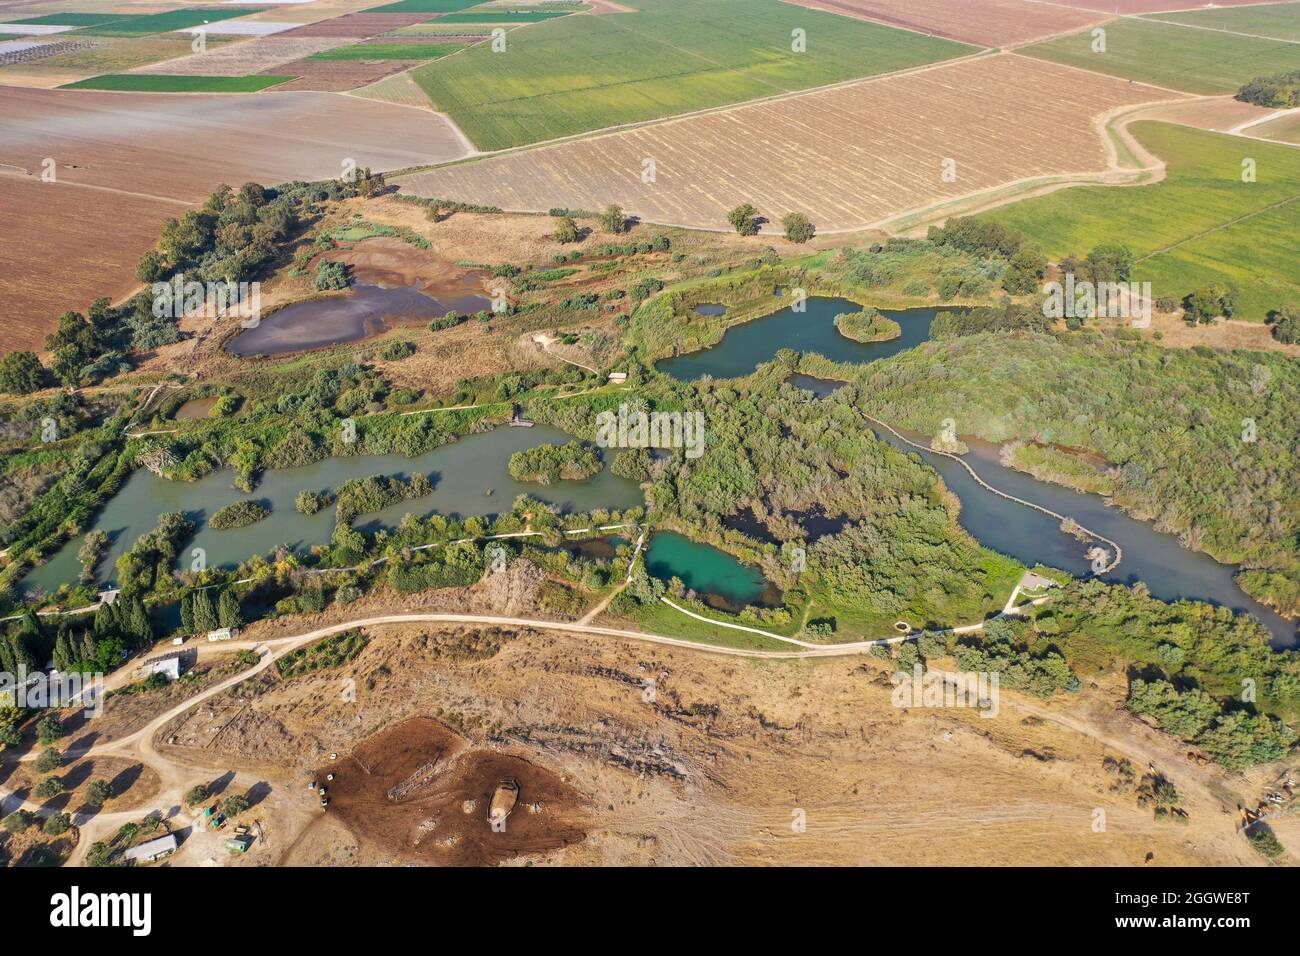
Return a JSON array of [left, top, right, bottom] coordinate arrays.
[[410, 0, 973, 151], [985, 121, 1300, 320], [76, 7, 268, 36], [60, 73, 294, 92], [12, 13, 132, 26], [1019, 17, 1300, 94], [309, 41, 463, 60], [1140, 2, 1300, 43]]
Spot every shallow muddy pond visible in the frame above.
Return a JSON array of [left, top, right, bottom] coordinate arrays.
[[656, 297, 938, 381], [25, 424, 641, 595], [226, 282, 491, 357], [172, 396, 220, 420]]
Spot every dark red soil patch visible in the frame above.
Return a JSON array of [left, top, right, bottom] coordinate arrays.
[[316, 716, 587, 866]]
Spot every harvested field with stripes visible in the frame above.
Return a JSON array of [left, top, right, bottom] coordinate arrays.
[[1056, 0, 1272, 11], [133, 35, 352, 74], [0, 84, 471, 349], [782, 0, 1107, 47], [279, 11, 432, 36], [397, 54, 1177, 233]]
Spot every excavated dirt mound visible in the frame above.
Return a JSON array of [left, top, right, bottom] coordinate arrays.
[[317, 716, 586, 866]]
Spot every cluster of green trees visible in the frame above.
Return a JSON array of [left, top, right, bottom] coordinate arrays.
[[387, 541, 483, 594], [1128, 679, 1294, 770], [208, 500, 270, 530], [1236, 70, 1300, 108], [313, 259, 349, 291], [952, 617, 1078, 698], [334, 473, 433, 527], [926, 216, 1047, 295], [929, 302, 1052, 339], [507, 441, 601, 485], [179, 587, 243, 635], [114, 512, 194, 594], [1269, 305, 1300, 344], [1182, 283, 1238, 325], [295, 489, 333, 515]]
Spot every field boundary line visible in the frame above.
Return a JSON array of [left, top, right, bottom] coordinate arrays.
[[1134, 193, 1300, 263], [0, 167, 194, 206]]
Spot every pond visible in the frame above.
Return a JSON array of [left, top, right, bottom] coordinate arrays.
[[643, 531, 780, 613], [24, 424, 642, 595], [871, 428, 1297, 648], [226, 282, 492, 357], [655, 297, 939, 381]]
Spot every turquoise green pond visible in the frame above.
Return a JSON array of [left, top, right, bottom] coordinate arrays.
[[643, 531, 777, 611]]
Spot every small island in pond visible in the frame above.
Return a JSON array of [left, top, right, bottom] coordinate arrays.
[[208, 500, 270, 530], [834, 307, 901, 343], [508, 441, 602, 485]]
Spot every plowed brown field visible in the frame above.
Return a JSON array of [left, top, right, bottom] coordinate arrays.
[[782, 0, 1107, 47], [0, 86, 471, 350], [397, 54, 1178, 235]]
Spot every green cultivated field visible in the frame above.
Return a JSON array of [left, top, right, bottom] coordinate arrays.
[[61, 73, 293, 92], [1021, 17, 1300, 94], [310, 41, 462, 60], [986, 122, 1300, 321], [13, 13, 131, 25], [411, 0, 973, 150], [1142, 2, 1300, 43], [78, 7, 267, 36]]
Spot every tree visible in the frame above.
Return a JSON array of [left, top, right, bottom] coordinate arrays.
[[599, 204, 626, 234], [222, 794, 251, 817], [217, 589, 244, 629], [184, 784, 209, 806], [85, 780, 113, 807], [782, 213, 815, 244], [553, 215, 580, 244], [135, 250, 166, 284], [0, 351, 45, 395], [1003, 247, 1047, 295], [190, 589, 218, 634], [33, 776, 65, 800], [1268, 305, 1300, 344], [1086, 242, 1134, 283], [36, 715, 64, 746], [43, 812, 72, 836], [727, 204, 761, 236], [3, 810, 33, 833], [34, 748, 62, 774], [1183, 284, 1238, 324]]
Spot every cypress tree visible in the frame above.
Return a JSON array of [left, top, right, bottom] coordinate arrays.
[[180, 592, 194, 634], [217, 589, 243, 629]]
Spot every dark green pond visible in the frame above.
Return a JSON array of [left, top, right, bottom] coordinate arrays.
[[655, 297, 937, 380]]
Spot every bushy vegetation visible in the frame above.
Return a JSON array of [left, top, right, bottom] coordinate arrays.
[[953, 617, 1078, 698], [507, 441, 601, 484], [208, 500, 270, 530], [1237, 70, 1300, 108], [833, 307, 900, 343], [1128, 679, 1294, 770]]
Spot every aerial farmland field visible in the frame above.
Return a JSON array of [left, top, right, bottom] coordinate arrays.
[[1021, 16, 1300, 94], [410, 0, 975, 149], [985, 121, 1300, 321], [398, 54, 1173, 232], [781, 0, 1107, 47], [1141, 1, 1300, 41]]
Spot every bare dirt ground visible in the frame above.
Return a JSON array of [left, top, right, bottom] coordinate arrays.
[[278, 12, 434, 37], [134, 35, 354, 76], [1045, 0, 1266, 11], [1132, 96, 1279, 134], [290, 716, 587, 866], [396, 54, 1177, 235], [0, 86, 471, 350], [161, 615, 1287, 866], [781, 0, 1107, 47]]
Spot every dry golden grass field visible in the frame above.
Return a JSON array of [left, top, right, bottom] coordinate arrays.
[[397, 53, 1179, 234]]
